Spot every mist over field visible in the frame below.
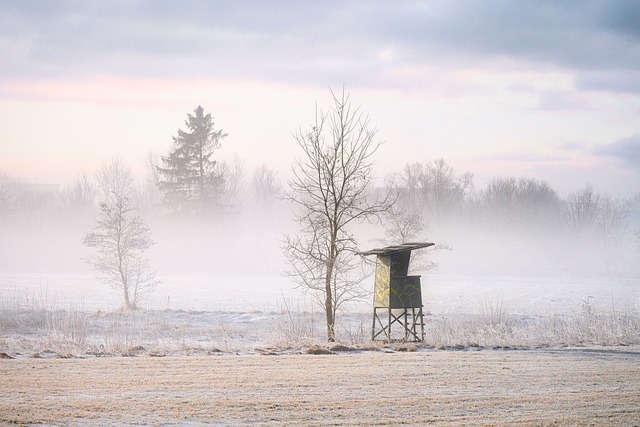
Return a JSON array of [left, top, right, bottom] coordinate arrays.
[[1, 161, 638, 310]]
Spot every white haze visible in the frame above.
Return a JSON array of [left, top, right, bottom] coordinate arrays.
[[0, 165, 639, 320]]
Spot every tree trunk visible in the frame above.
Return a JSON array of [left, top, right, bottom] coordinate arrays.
[[123, 285, 134, 311], [199, 151, 205, 213], [324, 258, 335, 342]]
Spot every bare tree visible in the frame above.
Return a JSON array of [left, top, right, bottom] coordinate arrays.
[[138, 151, 163, 216], [380, 205, 443, 272], [383, 205, 425, 245], [386, 159, 472, 224], [0, 172, 55, 223], [251, 164, 282, 210], [283, 90, 392, 342], [218, 155, 245, 210], [513, 177, 561, 231], [480, 176, 518, 231], [0, 172, 28, 220], [84, 158, 157, 311], [566, 184, 600, 233], [96, 157, 137, 207], [83, 194, 158, 311], [597, 196, 629, 238], [385, 162, 426, 213], [481, 176, 560, 232], [59, 172, 95, 215], [423, 158, 473, 223], [596, 195, 631, 273]]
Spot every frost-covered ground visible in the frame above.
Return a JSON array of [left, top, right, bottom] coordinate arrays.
[[1, 272, 639, 357], [2, 349, 640, 426]]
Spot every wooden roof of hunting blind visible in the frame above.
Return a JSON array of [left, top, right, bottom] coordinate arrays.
[[358, 242, 435, 257]]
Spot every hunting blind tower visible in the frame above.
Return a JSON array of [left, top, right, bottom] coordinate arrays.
[[359, 242, 434, 342]]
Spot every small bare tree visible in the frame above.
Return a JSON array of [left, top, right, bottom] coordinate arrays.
[[84, 158, 158, 311], [283, 90, 392, 342], [380, 204, 447, 273], [383, 205, 425, 245], [83, 194, 158, 311]]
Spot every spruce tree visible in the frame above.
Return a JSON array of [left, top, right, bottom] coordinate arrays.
[[157, 106, 227, 214]]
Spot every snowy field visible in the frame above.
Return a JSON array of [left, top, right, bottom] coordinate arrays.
[[1, 271, 638, 357], [1, 272, 638, 315]]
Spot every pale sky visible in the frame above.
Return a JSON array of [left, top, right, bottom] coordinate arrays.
[[1, 0, 639, 196]]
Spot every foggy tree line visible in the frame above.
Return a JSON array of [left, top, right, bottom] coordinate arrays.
[[1, 150, 638, 257], [1, 154, 638, 264], [385, 160, 639, 276], [384, 160, 637, 240], [0, 161, 281, 224], [1, 107, 636, 242], [0, 106, 279, 224]]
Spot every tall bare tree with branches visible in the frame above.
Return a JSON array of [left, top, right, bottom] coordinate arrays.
[[283, 90, 393, 342]]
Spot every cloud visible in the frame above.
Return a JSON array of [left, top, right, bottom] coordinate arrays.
[[537, 90, 589, 111], [0, 0, 369, 83], [576, 70, 640, 94], [363, 1, 640, 70], [481, 152, 570, 164], [559, 141, 587, 151], [593, 134, 640, 172], [0, 0, 639, 94]]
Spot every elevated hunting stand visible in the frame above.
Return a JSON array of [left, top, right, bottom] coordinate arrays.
[[359, 242, 434, 342]]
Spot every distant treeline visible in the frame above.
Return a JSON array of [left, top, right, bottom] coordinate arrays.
[[1, 100, 639, 279], [1, 156, 639, 275]]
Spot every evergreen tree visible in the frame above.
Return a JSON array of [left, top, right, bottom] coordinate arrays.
[[157, 106, 227, 214]]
